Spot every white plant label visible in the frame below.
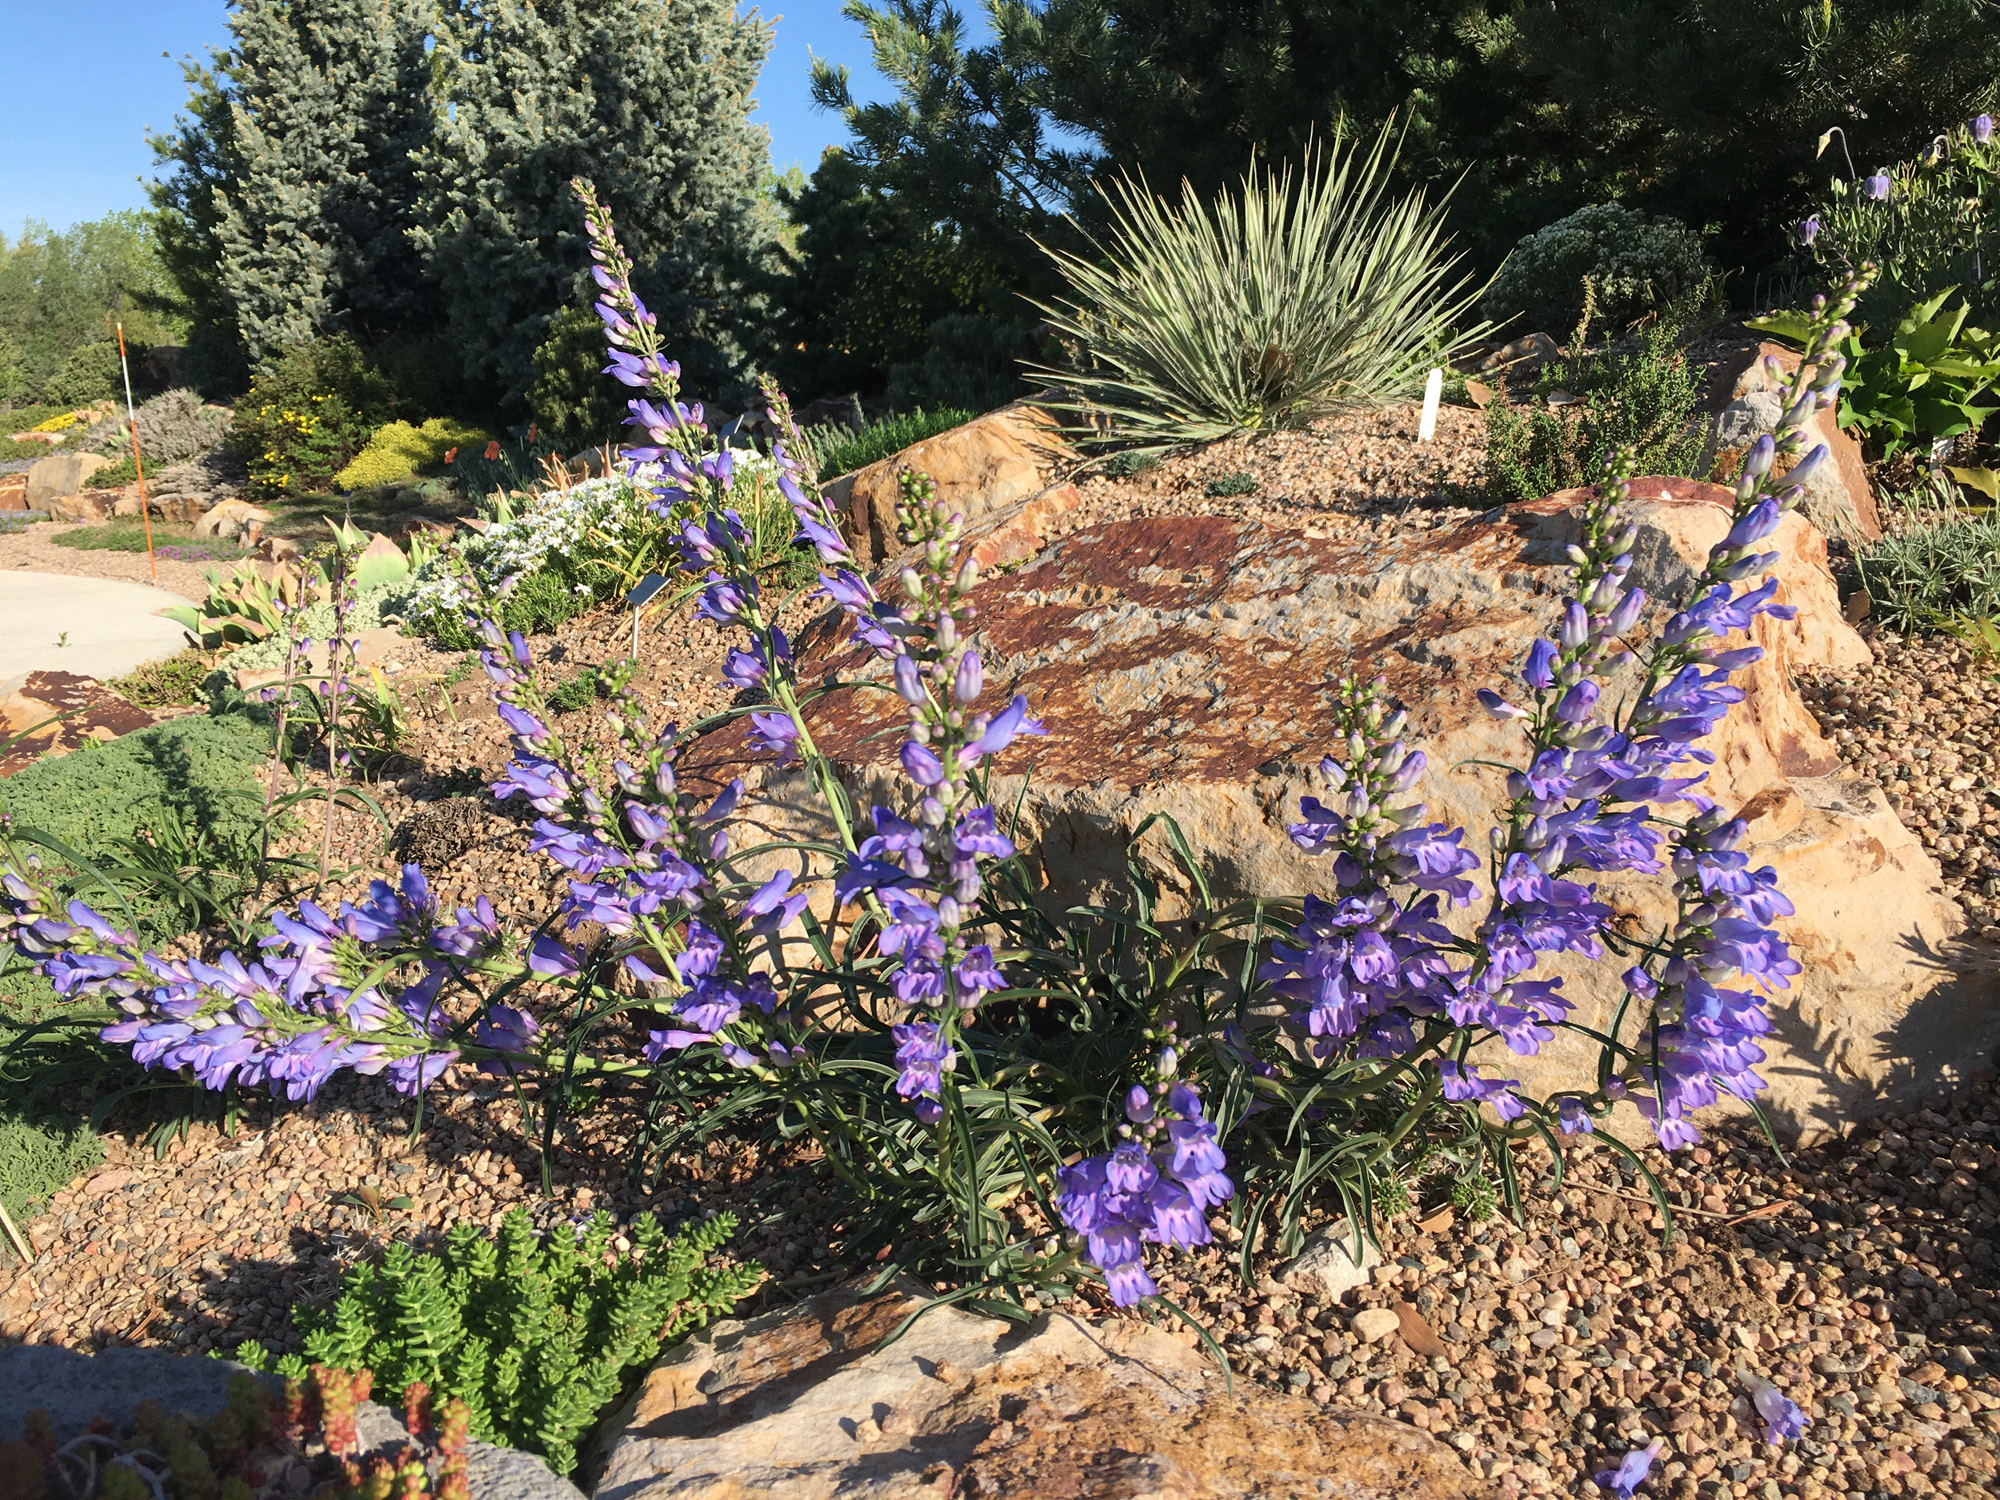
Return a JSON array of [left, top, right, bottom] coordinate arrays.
[[1418, 367, 1443, 443]]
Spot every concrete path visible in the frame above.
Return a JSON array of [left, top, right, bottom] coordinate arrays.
[[0, 571, 194, 681]]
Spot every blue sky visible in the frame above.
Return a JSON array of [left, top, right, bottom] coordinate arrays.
[[0, 0, 907, 239]]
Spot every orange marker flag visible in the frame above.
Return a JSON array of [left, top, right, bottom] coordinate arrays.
[[115, 323, 156, 583]]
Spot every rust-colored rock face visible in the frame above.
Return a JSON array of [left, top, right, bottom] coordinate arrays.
[[0, 671, 154, 775], [687, 478, 1993, 1139], [590, 1285, 1485, 1500]]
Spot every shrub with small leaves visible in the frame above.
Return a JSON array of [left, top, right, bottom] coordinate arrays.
[[235, 1208, 760, 1476], [1483, 324, 1709, 503], [1204, 471, 1258, 498], [1484, 203, 1711, 336]]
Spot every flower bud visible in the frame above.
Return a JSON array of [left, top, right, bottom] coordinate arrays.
[[953, 650, 983, 703], [1561, 601, 1589, 649], [1605, 587, 1645, 637], [894, 653, 925, 706], [900, 567, 924, 601]]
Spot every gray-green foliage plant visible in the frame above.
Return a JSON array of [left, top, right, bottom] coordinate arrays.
[[112, 387, 233, 465], [1482, 202, 1711, 336], [1028, 127, 1485, 451], [414, 0, 778, 404], [211, 0, 435, 368], [0, 716, 268, 861], [1483, 324, 1710, 503], [238, 1208, 760, 1476], [1851, 506, 2000, 633]]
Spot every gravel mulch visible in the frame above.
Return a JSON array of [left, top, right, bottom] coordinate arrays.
[[1053, 400, 1490, 544], [1142, 1084, 2000, 1500], [0, 516, 236, 598], [1799, 628, 2000, 939]]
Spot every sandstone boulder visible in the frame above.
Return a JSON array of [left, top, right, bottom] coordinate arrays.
[[589, 1284, 1483, 1500], [0, 670, 155, 774], [47, 488, 116, 524], [823, 403, 1076, 566], [1703, 339, 1880, 542], [195, 498, 274, 539], [27, 452, 113, 512], [689, 479, 1989, 1141], [0, 473, 26, 511]]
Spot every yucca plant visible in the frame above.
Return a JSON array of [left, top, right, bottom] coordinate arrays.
[[1027, 125, 1488, 450]]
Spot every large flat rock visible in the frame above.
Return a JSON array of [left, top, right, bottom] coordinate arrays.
[[589, 1284, 1484, 1499], [0, 570, 194, 681], [689, 479, 1993, 1141]]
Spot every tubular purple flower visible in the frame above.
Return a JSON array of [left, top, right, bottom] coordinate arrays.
[[1523, 638, 1558, 691], [1595, 1440, 1663, 1499], [1797, 215, 1820, 247], [1722, 497, 1782, 551], [1554, 680, 1600, 724], [963, 695, 1047, 759], [529, 934, 583, 977], [1786, 443, 1829, 491], [1605, 587, 1646, 637], [1560, 602, 1589, 650], [1750, 1380, 1807, 1444], [748, 712, 801, 761], [1975, 114, 1994, 144], [1864, 173, 1891, 201], [894, 653, 925, 706]]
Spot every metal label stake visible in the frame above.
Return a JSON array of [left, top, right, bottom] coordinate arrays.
[[628, 572, 666, 659]]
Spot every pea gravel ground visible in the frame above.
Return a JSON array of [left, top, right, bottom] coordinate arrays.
[[6, 405, 2000, 1500]]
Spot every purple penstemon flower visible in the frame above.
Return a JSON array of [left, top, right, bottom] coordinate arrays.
[[1056, 1043, 1233, 1306]]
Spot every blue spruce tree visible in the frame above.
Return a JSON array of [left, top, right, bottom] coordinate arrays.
[[415, 0, 779, 405]]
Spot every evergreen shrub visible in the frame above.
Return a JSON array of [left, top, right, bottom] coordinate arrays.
[[1483, 324, 1710, 503], [43, 342, 122, 407], [1483, 203, 1710, 337], [886, 313, 1033, 415], [531, 304, 631, 454], [235, 1208, 760, 1476], [336, 417, 491, 491]]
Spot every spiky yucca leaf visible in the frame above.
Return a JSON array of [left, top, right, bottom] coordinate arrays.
[[1028, 127, 1486, 449]]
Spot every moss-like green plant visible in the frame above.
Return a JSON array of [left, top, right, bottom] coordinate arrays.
[[0, 715, 267, 858], [236, 1208, 760, 1476]]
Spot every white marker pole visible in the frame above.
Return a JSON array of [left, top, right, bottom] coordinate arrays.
[[1418, 368, 1444, 444]]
